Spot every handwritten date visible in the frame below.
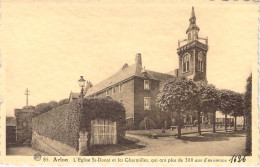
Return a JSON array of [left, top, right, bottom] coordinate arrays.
[[229, 155, 246, 163]]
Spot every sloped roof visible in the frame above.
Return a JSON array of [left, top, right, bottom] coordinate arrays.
[[70, 92, 80, 99], [85, 63, 174, 97], [146, 70, 175, 90], [84, 81, 93, 94]]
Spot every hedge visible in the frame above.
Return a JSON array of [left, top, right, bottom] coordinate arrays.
[[32, 98, 126, 150], [32, 100, 81, 149], [58, 98, 69, 106], [83, 98, 125, 123], [35, 101, 59, 115]]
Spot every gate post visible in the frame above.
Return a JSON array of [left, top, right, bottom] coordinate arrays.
[[78, 131, 89, 156]]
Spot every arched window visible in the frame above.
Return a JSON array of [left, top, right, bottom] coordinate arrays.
[[183, 54, 190, 72], [195, 33, 198, 40], [198, 52, 203, 71]]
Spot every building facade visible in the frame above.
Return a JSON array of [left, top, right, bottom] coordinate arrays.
[[84, 7, 208, 129]]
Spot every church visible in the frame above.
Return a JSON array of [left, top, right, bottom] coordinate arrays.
[[84, 7, 209, 129]]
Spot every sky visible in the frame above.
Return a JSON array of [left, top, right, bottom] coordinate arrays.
[[1, 0, 257, 116]]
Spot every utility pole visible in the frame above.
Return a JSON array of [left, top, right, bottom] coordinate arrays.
[[25, 88, 30, 107]]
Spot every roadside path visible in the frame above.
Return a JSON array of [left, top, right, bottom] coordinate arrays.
[[121, 130, 246, 156], [6, 146, 47, 156]]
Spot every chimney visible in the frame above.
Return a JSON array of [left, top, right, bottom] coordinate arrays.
[[135, 53, 142, 66]]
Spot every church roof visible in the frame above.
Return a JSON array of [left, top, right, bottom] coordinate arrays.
[[85, 63, 174, 97]]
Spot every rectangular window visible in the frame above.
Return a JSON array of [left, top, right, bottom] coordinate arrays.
[[144, 80, 151, 90], [144, 97, 151, 110], [119, 84, 122, 92], [106, 89, 109, 96]]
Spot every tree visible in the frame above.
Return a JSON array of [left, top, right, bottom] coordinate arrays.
[[244, 74, 252, 155], [230, 93, 244, 131], [218, 89, 234, 132], [197, 82, 219, 133], [157, 77, 199, 138]]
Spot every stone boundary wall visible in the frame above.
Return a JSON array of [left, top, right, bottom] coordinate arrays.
[[31, 131, 78, 156]]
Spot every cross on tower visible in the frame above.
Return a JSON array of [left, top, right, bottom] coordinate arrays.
[[25, 88, 30, 107]]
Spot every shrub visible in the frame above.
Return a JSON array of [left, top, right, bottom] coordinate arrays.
[[35, 101, 58, 114], [83, 98, 125, 123], [139, 117, 156, 130], [22, 105, 35, 110], [35, 103, 49, 114], [58, 98, 69, 106], [48, 101, 58, 108]]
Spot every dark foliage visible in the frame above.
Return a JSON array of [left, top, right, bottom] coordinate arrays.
[[32, 100, 81, 149], [22, 105, 35, 110], [32, 98, 126, 149], [245, 74, 252, 155], [35, 101, 58, 114], [58, 98, 70, 106]]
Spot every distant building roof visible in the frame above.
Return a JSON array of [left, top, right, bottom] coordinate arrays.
[[146, 70, 175, 90], [84, 81, 93, 94], [6, 117, 16, 126], [85, 62, 174, 97], [69, 92, 80, 100]]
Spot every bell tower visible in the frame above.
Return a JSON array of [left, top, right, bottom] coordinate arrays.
[[177, 7, 208, 82]]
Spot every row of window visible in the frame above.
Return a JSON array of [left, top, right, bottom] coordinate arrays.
[[106, 84, 122, 96], [103, 80, 151, 96]]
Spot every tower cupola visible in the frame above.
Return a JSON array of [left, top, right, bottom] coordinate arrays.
[[177, 7, 208, 82], [186, 7, 200, 42]]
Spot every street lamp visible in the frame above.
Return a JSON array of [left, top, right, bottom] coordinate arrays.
[[78, 76, 88, 155], [78, 76, 86, 98], [78, 76, 86, 131]]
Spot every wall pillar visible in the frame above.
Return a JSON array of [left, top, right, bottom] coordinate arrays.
[[78, 131, 89, 156]]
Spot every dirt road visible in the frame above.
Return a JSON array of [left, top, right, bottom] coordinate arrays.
[[121, 131, 246, 156]]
